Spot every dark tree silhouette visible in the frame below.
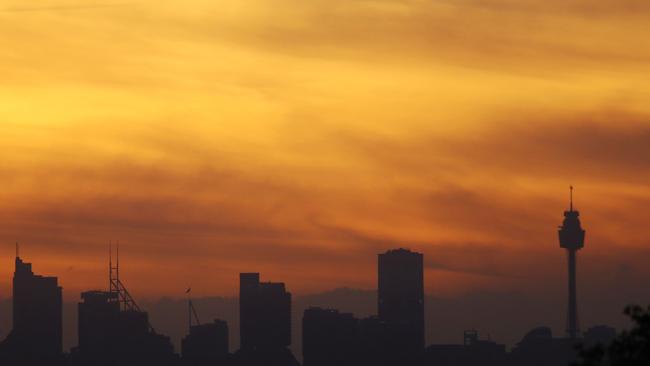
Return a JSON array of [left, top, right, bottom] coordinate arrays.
[[576, 305, 650, 366]]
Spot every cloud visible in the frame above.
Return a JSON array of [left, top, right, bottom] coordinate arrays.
[[1, 110, 649, 298], [448, 113, 650, 180], [335, 110, 650, 183], [158, 0, 650, 72], [1, 3, 130, 13], [0, 1, 648, 336]]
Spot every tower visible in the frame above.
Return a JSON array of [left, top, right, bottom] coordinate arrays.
[[558, 186, 586, 339]]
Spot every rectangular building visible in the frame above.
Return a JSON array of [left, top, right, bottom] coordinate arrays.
[[378, 248, 424, 351], [239, 273, 291, 351]]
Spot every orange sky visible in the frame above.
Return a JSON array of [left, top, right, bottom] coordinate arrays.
[[0, 0, 649, 310]]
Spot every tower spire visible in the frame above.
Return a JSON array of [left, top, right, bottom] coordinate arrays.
[[109, 241, 112, 292], [15, 241, 19, 258], [570, 185, 574, 212], [116, 241, 120, 283]]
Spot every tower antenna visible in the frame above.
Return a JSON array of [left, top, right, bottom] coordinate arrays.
[[15, 241, 19, 258], [116, 241, 120, 283], [570, 186, 574, 211], [109, 241, 112, 291]]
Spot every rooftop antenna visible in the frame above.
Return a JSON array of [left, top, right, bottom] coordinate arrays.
[[106, 240, 155, 332], [109, 242, 140, 309]]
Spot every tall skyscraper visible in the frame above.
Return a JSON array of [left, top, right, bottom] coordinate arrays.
[[558, 187, 586, 339], [378, 248, 424, 350], [0, 254, 63, 363], [239, 273, 291, 351]]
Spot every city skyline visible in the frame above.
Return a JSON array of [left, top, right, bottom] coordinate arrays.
[[0, 197, 635, 354], [1, 1, 649, 365], [0, 236, 628, 366]]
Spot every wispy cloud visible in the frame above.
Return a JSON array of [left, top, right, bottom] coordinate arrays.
[[2, 2, 130, 12], [0, 0, 648, 313]]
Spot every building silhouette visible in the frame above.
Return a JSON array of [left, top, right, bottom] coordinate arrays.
[[75, 290, 175, 365], [509, 326, 578, 366], [74, 293, 176, 366], [423, 330, 506, 366], [302, 307, 359, 366], [378, 248, 424, 352], [360, 314, 434, 366], [77, 290, 120, 359], [181, 319, 229, 365], [558, 187, 586, 339], [300, 249, 426, 366], [234, 273, 298, 366], [0, 208, 623, 366], [70, 247, 176, 366], [181, 295, 229, 365], [239, 273, 292, 351], [0, 253, 63, 365]]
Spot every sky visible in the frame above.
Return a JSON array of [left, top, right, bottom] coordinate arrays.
[[0, 0, 649, 335]]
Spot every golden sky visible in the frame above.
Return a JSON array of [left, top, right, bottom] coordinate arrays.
[[1, 0, 649, 311]]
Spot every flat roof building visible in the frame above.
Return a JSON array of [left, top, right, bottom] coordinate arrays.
[[378, 248, 424, 351], [240, 273, 292, 351]]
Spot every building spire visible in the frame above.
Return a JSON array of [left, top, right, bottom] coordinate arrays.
[[570, 185, 574, 212], [15, 241, 19, 258]]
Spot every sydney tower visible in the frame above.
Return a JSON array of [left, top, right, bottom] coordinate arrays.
[[558, 186, 586, 339]]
